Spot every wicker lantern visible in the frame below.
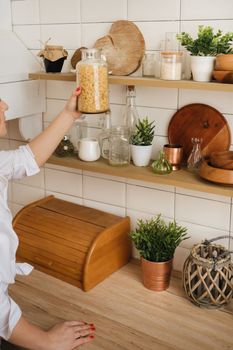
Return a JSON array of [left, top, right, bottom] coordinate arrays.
[[183, 236, 233, 309]]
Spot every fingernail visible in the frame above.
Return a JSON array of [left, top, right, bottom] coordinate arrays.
[[90, 323, 94, 327], [91, 326, 96, 331], [76, 86, 81, 92], [90, 335, 94, 339]]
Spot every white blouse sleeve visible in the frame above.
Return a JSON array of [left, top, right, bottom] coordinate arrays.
[[0, 232, 21, 340], [0, 287, 22, 340], [0, 144, 40, 180]]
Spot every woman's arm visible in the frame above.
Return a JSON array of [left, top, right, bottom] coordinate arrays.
[[29, 89, 81, 167], [9, 315, 95, 350]]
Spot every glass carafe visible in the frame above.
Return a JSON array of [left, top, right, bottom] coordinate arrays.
[[187, 137, 203, 171], [101, 126, 130, 167], [76, 48, 109, 114]]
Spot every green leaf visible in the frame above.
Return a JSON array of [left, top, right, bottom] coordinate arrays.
[[129, 214, 189, 262], [130, 117, 155, 145], [176, 25, 233, 56]]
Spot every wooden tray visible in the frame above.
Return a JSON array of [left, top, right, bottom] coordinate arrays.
[[168, 103, 231, 162], [199, 161, 233, 185]]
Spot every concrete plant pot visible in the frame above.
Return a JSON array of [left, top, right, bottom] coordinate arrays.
[[191, 56, 216, 82]]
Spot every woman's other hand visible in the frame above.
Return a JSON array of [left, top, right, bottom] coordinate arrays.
[[46, 321, 95, 350]]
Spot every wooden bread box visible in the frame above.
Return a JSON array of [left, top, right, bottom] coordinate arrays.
[[13, 195, 131, 291]]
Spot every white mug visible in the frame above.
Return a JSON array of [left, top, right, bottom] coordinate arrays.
[[78, 138, 100, 162]]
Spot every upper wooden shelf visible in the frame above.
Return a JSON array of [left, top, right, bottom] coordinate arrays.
[[47, 155, 233, 197], [29, 72, 233, 92]]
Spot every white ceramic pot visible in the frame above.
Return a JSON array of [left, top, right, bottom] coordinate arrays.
[[78, 138, 100, 161], [131, 145, 152, 167], [190, 56, 216, 82]]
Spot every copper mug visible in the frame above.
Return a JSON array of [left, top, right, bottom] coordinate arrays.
[[163, 144, 183, 170]]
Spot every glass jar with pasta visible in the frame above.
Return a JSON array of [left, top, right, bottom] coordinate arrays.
[[76, 48, 109, 114]]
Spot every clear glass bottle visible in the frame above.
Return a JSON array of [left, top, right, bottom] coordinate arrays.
[[187, 138, 203, 171], [98, 111, 112, 159], [123, 85, 139, 134], [76, 48, 109, 114]]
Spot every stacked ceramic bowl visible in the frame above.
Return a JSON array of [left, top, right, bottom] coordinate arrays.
[[213, 54, 233, 83]]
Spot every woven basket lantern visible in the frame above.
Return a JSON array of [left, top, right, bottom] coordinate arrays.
[[183, 236, 233, 309]]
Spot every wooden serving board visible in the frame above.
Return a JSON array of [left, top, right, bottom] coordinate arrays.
[[94, 20, 145, 76], [168, 103, 231, 162]]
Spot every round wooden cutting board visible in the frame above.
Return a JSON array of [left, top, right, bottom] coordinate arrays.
[[168, 103, 231, 162], [94, 20, 145, 76]]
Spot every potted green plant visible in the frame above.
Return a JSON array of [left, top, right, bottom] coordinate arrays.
[[130, 117, 155, 166], [176, 26, 233, 82], [130, 214, 188, 291]]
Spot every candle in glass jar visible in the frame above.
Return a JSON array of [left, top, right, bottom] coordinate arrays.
[[160, 52, 183, 80]]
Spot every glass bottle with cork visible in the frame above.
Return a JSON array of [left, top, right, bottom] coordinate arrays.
[[123, 85, 139, 135]]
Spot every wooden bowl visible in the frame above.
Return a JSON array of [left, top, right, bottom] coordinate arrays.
[[199, 161, 233, 185], [212, 70, 233, 83], [215, 54, 233, 71], [210, 151, 233, 170]]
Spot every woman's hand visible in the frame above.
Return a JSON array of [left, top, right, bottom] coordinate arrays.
[[62, 87, 82, 122], [29, 88, 83, 167], [46, 321, 95, 350]]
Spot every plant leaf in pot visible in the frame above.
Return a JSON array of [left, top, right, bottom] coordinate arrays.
[[176, 26, 233, 82], [130, 214, 189, 291], [130, 117, 155, 167]]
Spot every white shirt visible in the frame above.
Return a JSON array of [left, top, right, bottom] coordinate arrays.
[[0, 145, 40, 340]]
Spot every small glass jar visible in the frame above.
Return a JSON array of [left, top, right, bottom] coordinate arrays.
[[142, 53, 155, 77], [160, 51, 183, 80], [101, 126, 130, 167], [76, 48, 109, 114]]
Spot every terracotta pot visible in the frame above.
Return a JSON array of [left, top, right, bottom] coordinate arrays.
[[215, 54, 233, 71], [141, 257, 173, 291]]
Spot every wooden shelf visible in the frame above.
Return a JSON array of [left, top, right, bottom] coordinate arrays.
[[47, 155, 233, 197], [29, 72, 233, 92], [30, 71, 233, 196]]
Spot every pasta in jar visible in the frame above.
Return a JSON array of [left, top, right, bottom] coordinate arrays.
[[76, 49, 109, 114]]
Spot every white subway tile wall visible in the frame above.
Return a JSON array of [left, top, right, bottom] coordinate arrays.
[[3, 0, 233, 271]]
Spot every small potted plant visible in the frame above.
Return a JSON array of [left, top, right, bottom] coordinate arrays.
[[130, 117, 155, 167], [176, 26, 233, 82], [130, 214, 188, 291]]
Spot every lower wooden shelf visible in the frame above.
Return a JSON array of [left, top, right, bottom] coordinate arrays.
[[47, 155, 233, 197]]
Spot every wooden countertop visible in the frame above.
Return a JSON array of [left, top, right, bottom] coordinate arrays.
[[7, 261, 233, 350]]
